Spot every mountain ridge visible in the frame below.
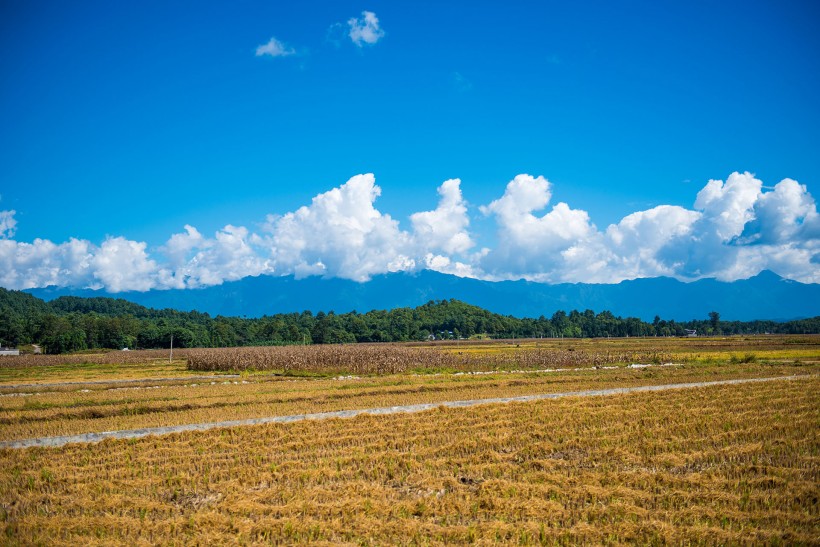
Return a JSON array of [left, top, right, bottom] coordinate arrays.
[[24, 270, 818, 322]]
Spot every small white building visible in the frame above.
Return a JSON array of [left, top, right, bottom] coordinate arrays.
[[0, 347, 20, 356]]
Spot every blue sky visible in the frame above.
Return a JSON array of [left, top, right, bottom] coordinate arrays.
[[1, 0, 819, 291]]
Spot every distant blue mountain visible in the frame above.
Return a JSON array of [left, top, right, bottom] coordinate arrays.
[[25, 270, 819, 321]]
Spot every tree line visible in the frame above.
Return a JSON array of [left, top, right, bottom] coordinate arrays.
[[0, 288, 817, 354]]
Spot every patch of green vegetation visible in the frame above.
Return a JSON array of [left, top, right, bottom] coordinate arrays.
[[410, 366, 460, 375], [729, 353, 758, 364], [278, 369, 334, 379]]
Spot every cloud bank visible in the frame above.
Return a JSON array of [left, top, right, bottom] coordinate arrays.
[[1, 172, 818, 292]]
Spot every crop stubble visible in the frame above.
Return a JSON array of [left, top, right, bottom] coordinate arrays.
[[0, 361, 809, 442], [0, 337, 817, 544], [0, 377, 817, 544]]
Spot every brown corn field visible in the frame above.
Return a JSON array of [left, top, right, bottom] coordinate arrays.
[[184, 343, 673, 373]]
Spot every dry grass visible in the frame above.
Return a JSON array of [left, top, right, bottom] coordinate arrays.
[[1, 377, 817, 545], [0, 336, 816, 544], [0, 360, 200, 386], [0, 349, 189, 369], [0, 361, 809, 442]]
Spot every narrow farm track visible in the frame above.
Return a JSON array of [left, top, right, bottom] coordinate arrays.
[[1, 374, 811, 450]]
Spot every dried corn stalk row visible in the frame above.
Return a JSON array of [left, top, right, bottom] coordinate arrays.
[[185, 344, 449, 374], [186, 344, 673, 373]]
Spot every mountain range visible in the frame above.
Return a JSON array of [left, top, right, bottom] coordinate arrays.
[[24, 270, 819, 322]]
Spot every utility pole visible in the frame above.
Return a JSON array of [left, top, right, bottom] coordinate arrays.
[[169, 334, 174, 363]]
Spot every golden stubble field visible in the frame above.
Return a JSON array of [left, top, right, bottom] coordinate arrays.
[[0, 336, 818, 544]]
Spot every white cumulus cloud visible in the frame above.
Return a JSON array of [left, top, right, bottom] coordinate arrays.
[[476, 171, 819, 284], [1, 237, 128, 291], [605, 205, 702, 279], [0, 171, 818, 292], [738, 178, 820, 245], [694, 171, 762, 241], [0, 210, 17, 239], [265, 173, 413, 281], [660, 172, 818, 283], [161, 224, 272, 289], [422, 253, 480, 278], [410, 178, 474, 255], [347, 11, 385, 46], [255, 36, 296, 58], [479, 174, 601, 281], [89, 237, 159, 293]]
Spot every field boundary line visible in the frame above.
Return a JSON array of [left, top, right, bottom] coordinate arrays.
[[1, 375, 813, 450], [0, 374, 241, 391]]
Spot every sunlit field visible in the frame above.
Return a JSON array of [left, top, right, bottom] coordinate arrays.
[[1, 336, 817, 544]]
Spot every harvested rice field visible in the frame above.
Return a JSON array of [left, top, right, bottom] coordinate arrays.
[[0, 336, 818, 544]]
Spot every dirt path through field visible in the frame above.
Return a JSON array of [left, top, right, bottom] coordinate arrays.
[[0, 375, 811, 449]]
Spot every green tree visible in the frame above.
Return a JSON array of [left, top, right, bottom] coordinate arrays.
[[709, 311, 721, 334]]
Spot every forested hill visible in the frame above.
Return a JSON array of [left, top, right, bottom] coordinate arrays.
[[1, 288, 818, 354]]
